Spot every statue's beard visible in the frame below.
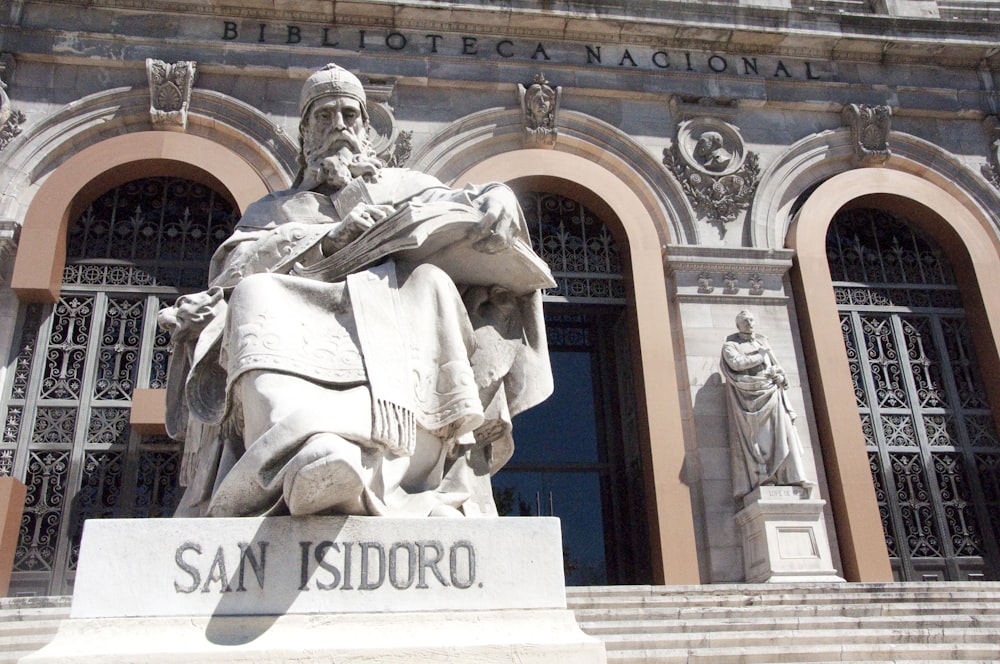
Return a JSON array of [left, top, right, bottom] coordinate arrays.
[[300, 128, 381, 192]]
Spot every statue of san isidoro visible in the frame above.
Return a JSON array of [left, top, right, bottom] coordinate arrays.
[[159, 63, 554, 519]]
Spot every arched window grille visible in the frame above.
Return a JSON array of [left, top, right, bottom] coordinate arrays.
[[829, 208, 1000, 581], [2, 177, 236, 595], [520, 191, 625, 305]]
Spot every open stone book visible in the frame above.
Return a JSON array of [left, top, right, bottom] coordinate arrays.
[[292, 199, 556, 295]]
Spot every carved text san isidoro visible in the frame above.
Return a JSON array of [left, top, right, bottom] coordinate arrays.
[[220, 22, 830, 81], [174, 538, 478, 594]]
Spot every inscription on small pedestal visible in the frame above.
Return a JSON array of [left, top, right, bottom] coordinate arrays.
[[735, 486, 844, 583]]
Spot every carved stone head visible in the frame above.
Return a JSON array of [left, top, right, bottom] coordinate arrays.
[[299, 63, 369, 125], [295, 63, 380, 191], [735, 310, 757, 335]]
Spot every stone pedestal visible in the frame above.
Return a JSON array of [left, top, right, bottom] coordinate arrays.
[[24, 516, 605, 663], [735, 485, 845, 583]]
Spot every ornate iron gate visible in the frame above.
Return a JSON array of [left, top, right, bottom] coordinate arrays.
[[829, 208, 1000, 581], [2, 177, 235, 595]]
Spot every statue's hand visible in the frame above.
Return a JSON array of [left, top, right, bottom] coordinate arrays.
[[158, 287, 225, 339], [472, 189, 518, 254], [322, 203, 395, 255], [772, 368, 789, 389]]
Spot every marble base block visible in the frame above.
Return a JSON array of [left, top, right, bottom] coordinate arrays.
[[735, 485, 845, 583], [24, 516, 606, 663]]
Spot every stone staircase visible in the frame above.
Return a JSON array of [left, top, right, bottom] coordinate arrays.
[[0, 596, 70, 664], [4, 584, 1000, 662], [568, 582, 1000, 663]]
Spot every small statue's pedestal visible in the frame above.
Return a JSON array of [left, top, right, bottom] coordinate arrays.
[[24, 516, 605, 663], [734, 485, 845, 583]]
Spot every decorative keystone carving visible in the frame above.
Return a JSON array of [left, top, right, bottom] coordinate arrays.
[[663, 118, 759, 227], [842, 103, 892, 165], [518, 73, 560, 148], [146, 59, 196, 130], [981, 116, 1000, 190], [0, 57, 25, 152]]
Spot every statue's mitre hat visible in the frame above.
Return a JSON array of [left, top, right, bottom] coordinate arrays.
[[299, 63, 367, 118]]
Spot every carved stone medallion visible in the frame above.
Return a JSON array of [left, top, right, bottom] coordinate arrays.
[[663, 118, 759, 224], [146, 59, 196, 130]]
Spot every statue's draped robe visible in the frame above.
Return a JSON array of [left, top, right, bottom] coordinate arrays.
[[167, 169, 551, 517], [720, 333, 808, 499]]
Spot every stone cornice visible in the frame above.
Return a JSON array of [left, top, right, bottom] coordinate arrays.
[[664, 245, 794, 277], [664, 246, 795, 302], [7, 0, 1000, 68]]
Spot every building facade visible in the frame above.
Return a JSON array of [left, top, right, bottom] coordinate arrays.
[[1, 0, 999, 597]]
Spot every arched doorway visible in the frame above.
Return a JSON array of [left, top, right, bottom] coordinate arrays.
[[3, 176, 237, 595], [454, 148, 699, 585], [493, 190, 652, 585], [829, 207, 1000, 581]]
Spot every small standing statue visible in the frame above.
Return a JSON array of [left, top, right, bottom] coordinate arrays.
[[720, 310, 812, 499]]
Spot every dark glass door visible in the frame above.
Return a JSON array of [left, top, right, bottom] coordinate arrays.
[[494, 309, 651, 585]]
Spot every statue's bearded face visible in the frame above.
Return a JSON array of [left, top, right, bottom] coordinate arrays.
[[300, 96, 376, 191], [304, 97, 365, 154]]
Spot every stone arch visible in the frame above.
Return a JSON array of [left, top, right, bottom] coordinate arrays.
[[410, 107, 695, 246], [786, 167, 1000, 581], [413, 110, 700, 584], [3, 86, 296, 302], [750, 128, 1000, 250]]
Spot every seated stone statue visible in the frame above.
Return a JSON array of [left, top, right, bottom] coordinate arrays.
[[720, 310, 811, 499], [160, 63, 553, 518]]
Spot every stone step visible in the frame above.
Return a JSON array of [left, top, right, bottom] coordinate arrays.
[[595, 626, 1000, 650], [606, 642, 1000, 664], [569, 584, 1000, 662], [569, 582, 1000, 595], [0, 598, 70, 664], [0, 606, 72, 622], [567, 584, 1000, 609], [573, 601, 1000, 622], [576, 613, 1000, 635], [0, 650, 45, 664], [0, 617, 68, 637], [0, 596, 71, 611], [0, 642, 62, 664]]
